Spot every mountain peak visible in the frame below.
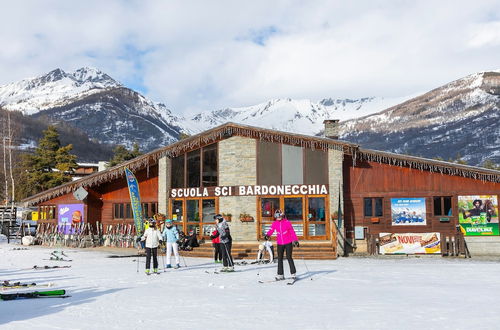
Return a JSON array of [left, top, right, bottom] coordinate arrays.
[[71, 67, 120, 87]]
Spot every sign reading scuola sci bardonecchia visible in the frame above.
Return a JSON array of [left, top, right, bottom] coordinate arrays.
[[170, 184, 329, 198]]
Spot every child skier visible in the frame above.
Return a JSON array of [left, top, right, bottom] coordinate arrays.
[[140, 219, 163, 275], [210, 214, 234, 272], [162, 219, 180, 269], [211, 226, 222, 264], [257, 238, 274, 263], [265, 209, 299, 280]]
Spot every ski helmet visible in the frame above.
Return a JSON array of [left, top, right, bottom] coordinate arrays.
[[274, 209, 284, 218], [213, 214, 224, 222]]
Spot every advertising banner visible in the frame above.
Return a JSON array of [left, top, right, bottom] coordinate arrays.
[[379, 232, 441, 254], [391, 198, 426, 225], [458, 195, 499, 236], [58, 204, 84, 234], [125, 167, 144, 234]]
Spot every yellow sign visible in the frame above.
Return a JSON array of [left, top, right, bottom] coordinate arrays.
[[31, 212, 39, 221]]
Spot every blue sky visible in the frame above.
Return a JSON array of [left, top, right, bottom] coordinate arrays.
[[0, 0, 499, 115]]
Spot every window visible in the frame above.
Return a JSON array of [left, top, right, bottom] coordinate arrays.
[[261, 198, 280, 219], [171, 143, 218, 188], [202, 144, 218, 186], [304, 149, 328, 184], [284, 197, 303, 221], [114, 203, 125, 219], [171, 155, 185, 188], [257, 141, 281, 185], [186, 200, 199, 222], [433, 196, 452, 216], [282, 145, 303, 184], [142, 202, 158, 218], [364, 198, 383, 217], [39, 206, 56, 220], [187, 149, 201, 187], [202, 199, 216, 222]]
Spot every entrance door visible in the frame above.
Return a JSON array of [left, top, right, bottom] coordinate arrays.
[[304, 197, 328, 240], [258, 195, 328, 240], [170, 198, 218, 238]]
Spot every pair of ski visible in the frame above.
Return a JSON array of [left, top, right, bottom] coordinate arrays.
[[44, 257, 72, 262], [258, 277, 298, 285], [1, 281, 54, 290], [31, 265, 71, 270], [0, 289, 69, 300]]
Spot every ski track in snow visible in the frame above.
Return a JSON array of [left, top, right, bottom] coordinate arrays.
[[2, 242, 500, 329]]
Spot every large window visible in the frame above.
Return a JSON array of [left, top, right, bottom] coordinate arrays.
[[202, 144, 218, 186], [304, 149, 328, 184], [187, 149, 201, 187], [282, 145, 303, 184], [257, 141, 281, 185], [171, 155, 184, 188], [171, 143, 218, 188], [284, 197, 303, 220], [433, 196, 452, 216], [308, 197, 326, 236], [364, 198, 383, 217], [258, 142, 328, 185]]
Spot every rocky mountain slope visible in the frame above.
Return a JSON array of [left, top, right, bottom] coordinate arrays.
[[339, 71, 500, 165], [0, 68, 183, 152]]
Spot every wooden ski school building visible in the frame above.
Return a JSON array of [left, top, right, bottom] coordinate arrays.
[[22, 122, 500, 259]]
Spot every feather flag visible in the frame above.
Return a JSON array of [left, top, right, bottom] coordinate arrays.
[[125, 167, 144, 233]]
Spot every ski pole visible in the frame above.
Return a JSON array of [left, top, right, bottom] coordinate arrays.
[[302, 257, 313, 280], [181, 253, 188, 268]]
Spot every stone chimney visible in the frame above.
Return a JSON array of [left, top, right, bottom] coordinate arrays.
[[323, 119, 340, 139]]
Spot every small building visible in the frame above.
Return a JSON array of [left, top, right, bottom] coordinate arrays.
[[23, 122, 500, 257]]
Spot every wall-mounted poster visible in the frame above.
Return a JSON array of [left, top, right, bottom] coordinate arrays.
[[458, 195, 498, 236], [58, 204, 84, 234], [391, 198, 426, 226], [379, 233, 441, 254]]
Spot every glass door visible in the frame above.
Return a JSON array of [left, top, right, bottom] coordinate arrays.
[[305, 197, 328, 240], [170, 198, 218, 238]]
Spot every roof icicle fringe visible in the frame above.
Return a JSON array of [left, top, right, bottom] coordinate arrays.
[[358, 149, 500, 183], [22, 122, 499, 205]]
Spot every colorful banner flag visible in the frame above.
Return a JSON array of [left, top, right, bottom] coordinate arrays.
[[125, 167, 144, 233]]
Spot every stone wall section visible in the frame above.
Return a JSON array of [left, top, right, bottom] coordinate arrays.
[[218, 137, 257, 241], [158, 156, 171, 215]]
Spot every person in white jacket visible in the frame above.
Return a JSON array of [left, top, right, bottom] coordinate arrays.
[[140, 219, 163, 275], [257, 239, 274, 263]]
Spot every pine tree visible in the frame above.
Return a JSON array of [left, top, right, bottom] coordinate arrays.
[[107, 143, 142, 168], [481, 159, 500, 170], [18, 126, 77, 197]]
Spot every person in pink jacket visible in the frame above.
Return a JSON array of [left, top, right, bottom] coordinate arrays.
[[265, 209, 299, 280]]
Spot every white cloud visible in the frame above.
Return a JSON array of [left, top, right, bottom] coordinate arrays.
[[0, 0, 499, 115]]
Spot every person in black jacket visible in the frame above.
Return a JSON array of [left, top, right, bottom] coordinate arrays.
[[210, 214, 234, 272]]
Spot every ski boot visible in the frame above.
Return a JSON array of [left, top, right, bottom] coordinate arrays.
[[291, 273, 296, 280], [174, 264, 180, 269], [220, 267, 228, 272], [153, 268, 159, 274], [166, 264, 172, 269], [226, 266, 235, 272], [275, 274, 285, 281], [145, 269, 151, 275]]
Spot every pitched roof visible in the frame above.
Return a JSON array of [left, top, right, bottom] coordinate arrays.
[[22, 122, 358, 205]]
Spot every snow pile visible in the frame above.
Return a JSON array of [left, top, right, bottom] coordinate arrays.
[[2, 243, 500, 329]]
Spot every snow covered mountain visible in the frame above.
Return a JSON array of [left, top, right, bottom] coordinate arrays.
[[339, 71, 500, 165], [0, 68, 183, 151], [182, 96, 409, 135]]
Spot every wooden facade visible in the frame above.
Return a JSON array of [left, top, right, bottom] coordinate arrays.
[[343, 155, 500, 239], [23, 122, 500, 254]]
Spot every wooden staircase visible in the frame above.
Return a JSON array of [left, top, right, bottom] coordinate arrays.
[[179, 240, 337, 260]]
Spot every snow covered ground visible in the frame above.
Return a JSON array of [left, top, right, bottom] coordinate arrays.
[[1, 242, 500, 330]]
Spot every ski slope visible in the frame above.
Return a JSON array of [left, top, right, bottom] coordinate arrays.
[[1, 242, 500, 329]]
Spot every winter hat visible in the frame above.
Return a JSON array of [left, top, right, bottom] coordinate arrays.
[[214, 214, 224, 223], [166, 219, 173, 224]]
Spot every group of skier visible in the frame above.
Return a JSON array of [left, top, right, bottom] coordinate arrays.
[[139, 209, 299, 281]]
